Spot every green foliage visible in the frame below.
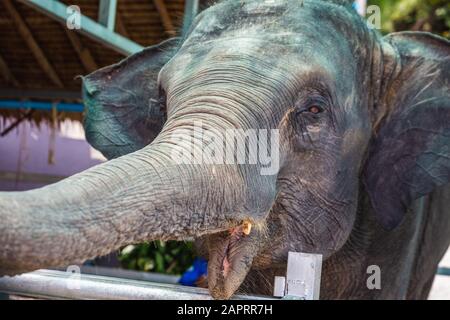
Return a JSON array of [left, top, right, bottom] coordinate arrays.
[[369, 0, 450, 38], [119, 241, 195, 275]]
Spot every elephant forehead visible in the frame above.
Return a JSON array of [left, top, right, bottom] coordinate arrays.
[[161, 42, 331, 93], [194, 0, 289, 31], [180, 36, 301, 62], [188, 19, 302, 48], [164, 36, 337, 89], [189, 0, 350, 41], [183, 1, 359, 67]]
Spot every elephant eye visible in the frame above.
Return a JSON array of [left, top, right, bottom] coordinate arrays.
[[296, 104, 325, 115], [307, 105, 323, 114]]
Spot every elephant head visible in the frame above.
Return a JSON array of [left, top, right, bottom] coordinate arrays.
[[1, 0, 449, 299]]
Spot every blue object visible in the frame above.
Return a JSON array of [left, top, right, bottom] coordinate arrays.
[[179, 257, 208, 287], [0, 100, 84, 112]]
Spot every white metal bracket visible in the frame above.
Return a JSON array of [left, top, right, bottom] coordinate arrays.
[[273, 252, 323, 300]]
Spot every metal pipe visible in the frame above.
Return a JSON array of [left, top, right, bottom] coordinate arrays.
[[438, 267, 450, 276], [0, 100, 84, 112], [98, 0, 117, 31], [0, 269, 272, 300], [18, 0, 143, 56], [182, 0, 199, 36], [71, 265, 181, 285]]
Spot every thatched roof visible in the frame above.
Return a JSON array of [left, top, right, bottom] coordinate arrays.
[[0, 0, 188, 126]]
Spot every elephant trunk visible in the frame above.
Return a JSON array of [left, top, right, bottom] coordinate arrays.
[[0, 137, 273, 276]]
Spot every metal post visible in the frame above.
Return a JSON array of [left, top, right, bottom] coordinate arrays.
[[18, 0, 143, 55], [98, 0, 117, 31], [285, 252, 322, 300], [0, 100, 84, 112], [273, 276, 286, 298], [273, 252, 323, 300], [182, 0, 199, 36]]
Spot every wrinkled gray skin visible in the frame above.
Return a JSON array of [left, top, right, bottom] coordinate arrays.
[[1, 0, 449, 300]]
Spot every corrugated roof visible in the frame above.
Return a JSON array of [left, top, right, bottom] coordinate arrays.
[[0, 0, 188, 125]]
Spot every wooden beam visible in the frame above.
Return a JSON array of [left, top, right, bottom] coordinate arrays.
[[3, 0, 63, 88], [65, 29, 98, 73], [115, 12, 130, 38], [0, 54, 19, 87], [0, 88, 81, 101], [0, 109, 35, 137], [98, 0, 117, 31], [153, 0, 176, 36], [18, 0, 143, 56]]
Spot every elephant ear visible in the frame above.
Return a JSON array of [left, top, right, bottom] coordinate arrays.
[[82, 38, 179, 159], [363, 32, 450, 229]]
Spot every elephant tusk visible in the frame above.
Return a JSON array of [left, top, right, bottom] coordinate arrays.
[[242, 220, 252, 236], [228, 220, 252, 236]]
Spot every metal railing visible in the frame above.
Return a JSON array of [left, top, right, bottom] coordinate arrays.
[[0, 269, 271, 300]]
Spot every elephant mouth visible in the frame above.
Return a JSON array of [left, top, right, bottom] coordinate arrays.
[[219, 225, 249, 278], [207, 220, 262, 299]]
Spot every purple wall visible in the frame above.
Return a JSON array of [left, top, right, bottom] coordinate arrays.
[[0, 119, 105, 191]]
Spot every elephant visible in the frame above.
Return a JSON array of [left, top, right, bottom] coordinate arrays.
[[0, 0, 449, 300]]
